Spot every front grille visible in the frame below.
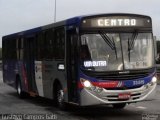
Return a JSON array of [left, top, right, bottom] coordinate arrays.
[[105, 85, 142, 90], [82, 68, 154, 80]]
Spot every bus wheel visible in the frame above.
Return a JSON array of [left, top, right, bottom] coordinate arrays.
[[16, 80, 27, 98], [55, 85, 66, 110], [112, 103, 126, 109]]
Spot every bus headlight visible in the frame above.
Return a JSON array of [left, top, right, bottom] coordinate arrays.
[[144, 76, 157, 88], [83, 80, 92, 88], [148, 76, 157, 87], [80, 78, 93, 88], [80, 78, 103, 93], [151, 76, 157, 84]]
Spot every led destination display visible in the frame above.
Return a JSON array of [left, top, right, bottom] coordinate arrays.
[[82, 16, 152, 28]]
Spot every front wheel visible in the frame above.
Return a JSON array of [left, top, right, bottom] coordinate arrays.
[[112, 103, 126, 109], [55, 85, 67, 110]]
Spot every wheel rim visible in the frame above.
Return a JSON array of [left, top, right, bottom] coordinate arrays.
[[17, 82, 21, 95], [57, 89, 64, 105]]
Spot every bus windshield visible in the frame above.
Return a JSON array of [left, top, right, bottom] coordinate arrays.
[[80, 32, 153, 71]]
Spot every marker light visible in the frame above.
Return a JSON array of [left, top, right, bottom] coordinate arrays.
[[151, 76, 157, 83]]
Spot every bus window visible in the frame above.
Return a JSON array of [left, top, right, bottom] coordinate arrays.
[[16, 38, 24, 60], [45, 29, 54, 60], [54, 28, 65, 60], [37, 32, 45, 60], [9, 39, 17, 60]]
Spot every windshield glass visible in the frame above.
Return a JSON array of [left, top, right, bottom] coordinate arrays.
[[121, 33, 153, 69], [80, 32, 153, 71]]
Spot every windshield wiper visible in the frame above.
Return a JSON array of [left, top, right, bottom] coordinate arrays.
[[99, 31, 118, 59], [128, 32, 138, 61]]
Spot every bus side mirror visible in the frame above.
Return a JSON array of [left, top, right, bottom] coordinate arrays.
[[156, 54, 160, 64]]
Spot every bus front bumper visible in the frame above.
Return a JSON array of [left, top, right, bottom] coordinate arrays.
[[80, 82, 157, 106]]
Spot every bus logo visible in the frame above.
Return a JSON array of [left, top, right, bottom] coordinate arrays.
[[117, 81, 124, 87]]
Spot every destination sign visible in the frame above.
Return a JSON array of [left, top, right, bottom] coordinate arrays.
[[84, 61, 107, 67], [81, 16, 152, 28], [97, 19, 136, 27]]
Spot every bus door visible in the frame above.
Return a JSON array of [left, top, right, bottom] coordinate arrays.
[[24, 36, 37, 93], [66, 28, 79, 102]]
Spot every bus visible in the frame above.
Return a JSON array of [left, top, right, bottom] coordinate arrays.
[[156, 40, 160, 80], [2, 13, 157, 109]]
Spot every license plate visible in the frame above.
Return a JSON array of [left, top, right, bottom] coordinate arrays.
[[118, 93, 131, 99]]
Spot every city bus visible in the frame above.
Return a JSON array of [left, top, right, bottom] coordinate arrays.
[[155, 40, 160, 80], [2, 13, 157, 109]]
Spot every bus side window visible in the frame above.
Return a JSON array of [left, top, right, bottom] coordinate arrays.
[[9, 39, 17, 60], [2, 39, 6, 61], [16, 37, 24, 60], [37, 32, 45, 60], [54, 27, 65, 60], [45, 29, 54, 60]]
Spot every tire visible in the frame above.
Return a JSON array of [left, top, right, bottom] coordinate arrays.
[[112, 103, 126, 109], [16, 80, 27, 99], [55, 84, 67, 110]]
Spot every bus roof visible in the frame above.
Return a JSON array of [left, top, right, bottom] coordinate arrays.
[[2, 13, 151, 40]]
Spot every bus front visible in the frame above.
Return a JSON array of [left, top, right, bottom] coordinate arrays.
[[78, 14, 157, 107]]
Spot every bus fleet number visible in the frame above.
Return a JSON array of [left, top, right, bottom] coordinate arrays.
[[133, 80, 145, 86]]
